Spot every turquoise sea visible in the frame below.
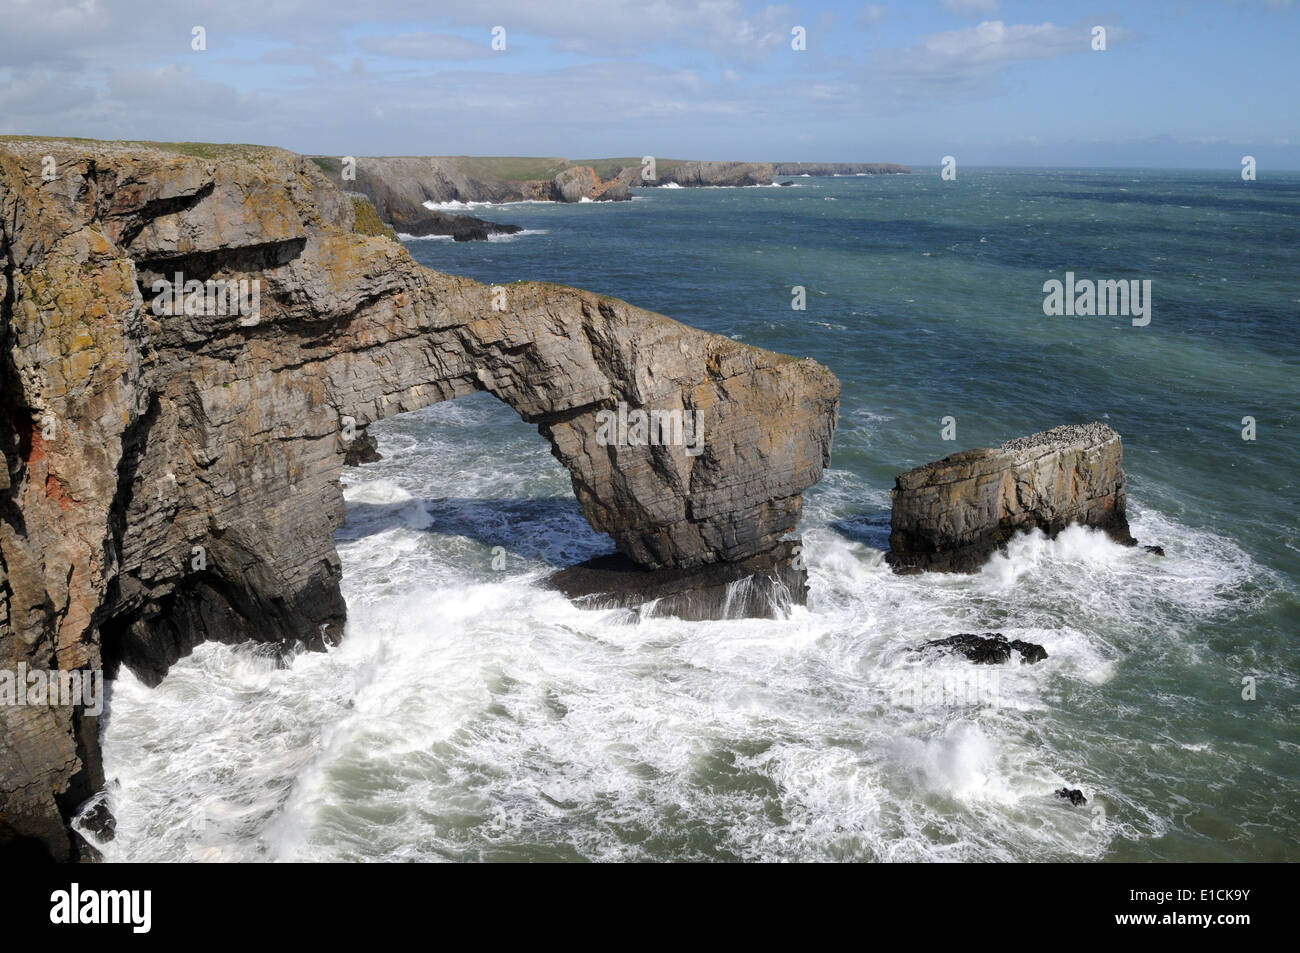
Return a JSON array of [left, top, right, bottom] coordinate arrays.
[[96, 169, 1299, 861]]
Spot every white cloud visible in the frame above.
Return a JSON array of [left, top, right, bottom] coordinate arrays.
[[921, 20, 1079, 62]]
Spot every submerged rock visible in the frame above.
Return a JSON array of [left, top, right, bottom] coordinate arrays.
[[1055, 787, 1088, 806], [545, 540, 807, 621], [886, 423, 1136, 574], [342, 430, 382, 466], [77, 799, 116, 842], [920, 633, 1048, 665]]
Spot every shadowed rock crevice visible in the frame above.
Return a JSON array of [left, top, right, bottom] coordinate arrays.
[[0, 138, 840, 857]]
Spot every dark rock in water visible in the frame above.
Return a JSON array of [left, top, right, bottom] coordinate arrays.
[[1056, 787, 1088, 806], [395, 208, 522, 242], [78, 799, 116, 842], [921, 633, 1048, 665], [1011, 639, 1049, 664], [886, 423, 1137, 574], [343, 430, 382, 466], [545, 540, 807, 621], [777, 180, 795, 187], [1144, 544, 1165, 556]]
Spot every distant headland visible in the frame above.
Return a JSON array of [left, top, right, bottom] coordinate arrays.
[[308, 155, 909, 240]]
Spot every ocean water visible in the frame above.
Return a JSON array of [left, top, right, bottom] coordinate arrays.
[[95, 170, 1300, 862]]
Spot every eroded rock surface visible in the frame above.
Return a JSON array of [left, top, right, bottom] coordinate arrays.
[[0, 138, 839, 859], [885, 423, 1135, 574]]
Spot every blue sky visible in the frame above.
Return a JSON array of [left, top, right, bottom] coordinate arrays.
[[1, 0, 1297, 168]]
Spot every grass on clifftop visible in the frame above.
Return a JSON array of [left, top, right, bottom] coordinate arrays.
[[349, 196, 399, 242], [573, 157, 691, 179], [0, 135, 276, 160]]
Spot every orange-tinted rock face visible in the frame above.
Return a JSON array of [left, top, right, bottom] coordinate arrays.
[[0, 139, 839, 859]]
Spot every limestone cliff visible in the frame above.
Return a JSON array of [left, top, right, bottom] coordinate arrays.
[[631, 160, 775, 188], [885, 423, 1134, 573], [0, 138, 839, 859], [311, 155, 630, 237]]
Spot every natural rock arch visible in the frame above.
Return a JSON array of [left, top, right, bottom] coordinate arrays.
[[0, 140, 839, 858]]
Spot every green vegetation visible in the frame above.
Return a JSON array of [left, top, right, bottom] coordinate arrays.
[[574, 157, 691, 179], [349, 196, 399, 242], [0, 135, 275, 161], [438, 156, 571, 181]]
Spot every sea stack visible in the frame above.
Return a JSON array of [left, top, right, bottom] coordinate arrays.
[[885, 423, 1135, 573]]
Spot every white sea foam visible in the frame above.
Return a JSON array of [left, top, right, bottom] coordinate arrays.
[[422, 199, 556, 211], [486, 229, 548, 242], [92, 396, 1281, 863]]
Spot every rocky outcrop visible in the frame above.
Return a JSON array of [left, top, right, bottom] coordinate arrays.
[[342, 429, 382, 466], [312, 156, 630, 235], [553, 166, 628, 202], [772, 162, 910, 176], [545, 539, 805, 621], [886, 423, 1135, 573], [311, 157, 524, 240], [0, 137, 839, 859], [920, 633, 1048, 665]]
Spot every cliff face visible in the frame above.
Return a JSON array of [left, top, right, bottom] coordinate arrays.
[[0, 138, 839, 859], [313, 156, 630, 235], [630, 160, 775, 188], [885, 423, 1134, 573], [313, 157, 910, 228]]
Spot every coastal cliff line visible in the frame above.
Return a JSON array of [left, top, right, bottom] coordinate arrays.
[[312, 156, 910, 239], [0, 137, 840, 860]]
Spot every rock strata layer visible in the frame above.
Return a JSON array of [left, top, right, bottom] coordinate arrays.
[[885, 423, 1135, 573], [0, 138, 839, 859]]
